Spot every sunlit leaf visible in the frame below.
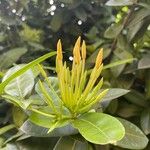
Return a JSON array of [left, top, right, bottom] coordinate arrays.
[[0, 52, 56, 94], [106, 0, 136, 6], [73, 112, 125, 144], [2, 65, 34, 97]]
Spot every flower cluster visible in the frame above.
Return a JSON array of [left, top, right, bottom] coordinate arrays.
[[56, 37, 108, 115]]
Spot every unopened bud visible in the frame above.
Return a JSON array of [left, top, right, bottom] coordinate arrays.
[[57, 39, 63, 60], [73, 36, 81, 64], [81, 40, 86, 59], [95, 48, 103, 69]]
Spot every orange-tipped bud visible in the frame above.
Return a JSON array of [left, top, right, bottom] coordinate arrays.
[[81, 40, 86, 59], [57, 39, 63, 60], [74, 48, 81, 64], [73, 36, 81, 64], [95, 48, 103, 69]]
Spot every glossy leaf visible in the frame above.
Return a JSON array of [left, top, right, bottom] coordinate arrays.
[[0, 52, 56, 94], [54, 136, 93, 150], [140, 109, 150, 135], [73, 112, 125, 144], [2, 65, 34, 97], [101, 88, 129, 108], [127, 8, 150, 41], [117, 118, 149, 149], [106, 0, 136, 6], [1, 95, 32, 109], [29, 112, 54, 128], [20, 120, 78, 137], [138, 55, 150, 69]]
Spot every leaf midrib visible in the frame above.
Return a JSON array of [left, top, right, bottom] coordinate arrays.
[[79, 118, 110, 140], [125, 131, 146, 139]]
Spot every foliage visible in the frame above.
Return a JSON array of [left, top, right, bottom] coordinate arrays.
[[0, 38, 126, 147], [0, 0, 150, 149]]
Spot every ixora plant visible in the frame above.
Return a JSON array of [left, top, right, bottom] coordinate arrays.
[[0, 37, 148, 149]]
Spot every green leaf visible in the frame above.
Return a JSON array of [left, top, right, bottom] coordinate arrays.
[[72, 112, 125, 144], [28, 42, 45, 51], [127, 20, 144, 42], [12, 107, 27, 127], [87, 58, 135, 76], [29, 106, 71, 131], [85, 26, 99, 40], [0, 137, 5, 148], [4, 131, 24, 144], [104, 23, 123, 39], [2, 95, 24, 108], [110, 48, 133, 77], [111, 57, 125, 77], [75, 8, 87, 22], [117, 118, 149, 149], [54, 136, 93, 150], [127, 8, 150, 41], [0, 51, 56, 94], [0, 47, 27, 69], [0, 32, 7, 42], [140, 109, 150, 135], [111, 74, 134, 89], [106, 0, 136, 6], [35, 77, 60, 106], [117, 35, 132, 51], [2, 65, 35, 97], [0, 124, 15, 135], [138, 2, 150, 9], [20, 120, 78, 137], [145, 70, 150, 99], [59, 0, 73, 4], [103, 58, 135, 70], [2, 95, 33, 109], [138, 55, 150, 69], [124, 90, 148, 107], [117, 102, 141, 118], [102, 88, 129, 101], [51, 12, 63, 32], [0, 15, 17, 25], [28, 94, 45, 106], [2, 137, 57, 150], [101, 88, 129, 107], [29, 109, 54, 128]]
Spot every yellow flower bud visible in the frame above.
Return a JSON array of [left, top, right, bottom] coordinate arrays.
[[95, 48, 103, 69], [81, 40, 86, 60], [56, 39, 63, 60], [73, 36, 81, 64]]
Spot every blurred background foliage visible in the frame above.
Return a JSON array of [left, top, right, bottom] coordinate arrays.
[[0, 0, 150, 149]]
